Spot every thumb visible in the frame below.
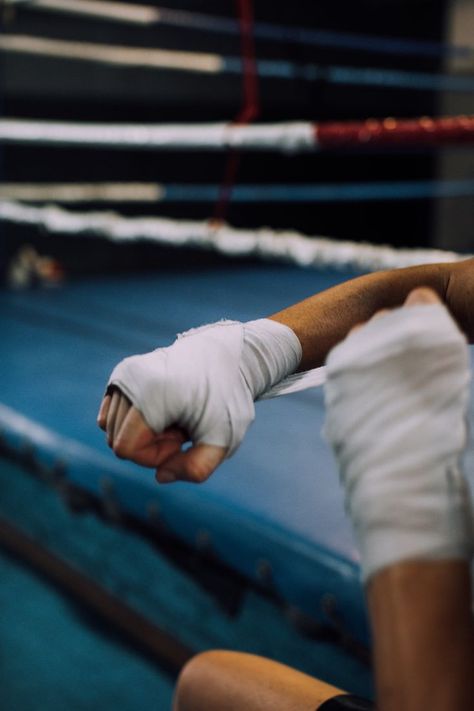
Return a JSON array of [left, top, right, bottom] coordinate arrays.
[[155, 443, 227, 484], [404, 287, 441, 307]]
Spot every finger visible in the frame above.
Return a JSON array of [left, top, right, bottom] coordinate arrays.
[[156, 426, 188, 444], [106, 390, 120, 445], [369, 308, 392, 323], [97, 394, 111, 430], [404, 287, 441, 307], [348, 322, 365, 336], [151, 427, 188, 464], [348, 289, 441, 341], [112, 406, 156, 461], [155, 443, 227, 484], [113, 407, 184, 468], [349, 309, 392, 337], [113, 392, 132, 443], [127, 427, 189, 469], [350, 309, 393, 337]]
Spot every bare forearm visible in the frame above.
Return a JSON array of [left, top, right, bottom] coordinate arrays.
[[270, 262, 450, 370], [367, 561, 474, 711]]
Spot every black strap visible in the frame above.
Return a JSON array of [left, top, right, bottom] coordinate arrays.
[[318, 694, 375, 710]]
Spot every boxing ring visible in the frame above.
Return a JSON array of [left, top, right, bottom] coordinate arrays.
[[1, 262, 381, 697], [3, 250, 474, 697], [2, 1, 474, 708], [1, 264, 365, 623]]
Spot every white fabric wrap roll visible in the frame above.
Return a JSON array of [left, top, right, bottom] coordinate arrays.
[[107, 318, 301, 456], [324, 303, 474, 583]]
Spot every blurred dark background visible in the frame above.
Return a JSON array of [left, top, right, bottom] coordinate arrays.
[[0, 0, 472, 276]]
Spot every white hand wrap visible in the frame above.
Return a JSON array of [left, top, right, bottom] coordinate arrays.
[[324, 304, 473, 583], [107, 319, 301, 456]]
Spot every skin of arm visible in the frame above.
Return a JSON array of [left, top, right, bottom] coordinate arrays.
[[270, 259, 474, 370]]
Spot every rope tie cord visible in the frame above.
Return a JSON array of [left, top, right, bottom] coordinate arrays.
[[1, 117, 473, 151], [214, 0, 260, 221]]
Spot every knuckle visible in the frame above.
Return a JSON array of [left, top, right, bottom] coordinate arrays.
[[175, 652, 213, 707]]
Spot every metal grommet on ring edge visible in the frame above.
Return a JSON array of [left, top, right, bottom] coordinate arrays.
[[318, 694, 376, 710]]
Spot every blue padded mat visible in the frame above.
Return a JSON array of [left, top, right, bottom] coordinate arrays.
[[6, 262, 459, 645]]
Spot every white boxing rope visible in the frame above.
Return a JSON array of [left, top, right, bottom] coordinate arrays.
[[6, 0, 161, 25], [0, 119, 316, 153], [0, 201, 468, 274], [0, 34, 223, 73], [0, 183, 163, 203], [4, 200, 467, 399]]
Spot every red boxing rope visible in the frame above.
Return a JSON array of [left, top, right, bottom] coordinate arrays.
[[315, 115, 474, 149], [0, 116, 473, 152]]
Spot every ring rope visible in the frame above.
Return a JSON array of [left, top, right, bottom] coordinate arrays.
[[8, 0, 474, 61], [7, 0, 160, 25], [0, 201, 468, 272], [2, 180, 474, 203], [2, 34, 474, 93], [1, 117, 473, 151]]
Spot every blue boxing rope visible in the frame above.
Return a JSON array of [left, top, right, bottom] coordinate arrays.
[[7, 0, 474, 60], [1, 34, 474, 94], [162, 180, 474, 203]]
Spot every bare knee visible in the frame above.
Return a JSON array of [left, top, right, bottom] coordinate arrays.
[[173, 649, 342, 711], [173, 650, 224, 711]]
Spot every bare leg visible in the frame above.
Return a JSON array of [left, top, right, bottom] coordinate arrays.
[[173, 650, 342, 711]]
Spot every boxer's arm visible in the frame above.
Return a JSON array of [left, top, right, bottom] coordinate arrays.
[[271, 259, 474, 371], [367, 560, 474, 711], [324, 288, 474, 710], [99, 259, 474, 481]]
